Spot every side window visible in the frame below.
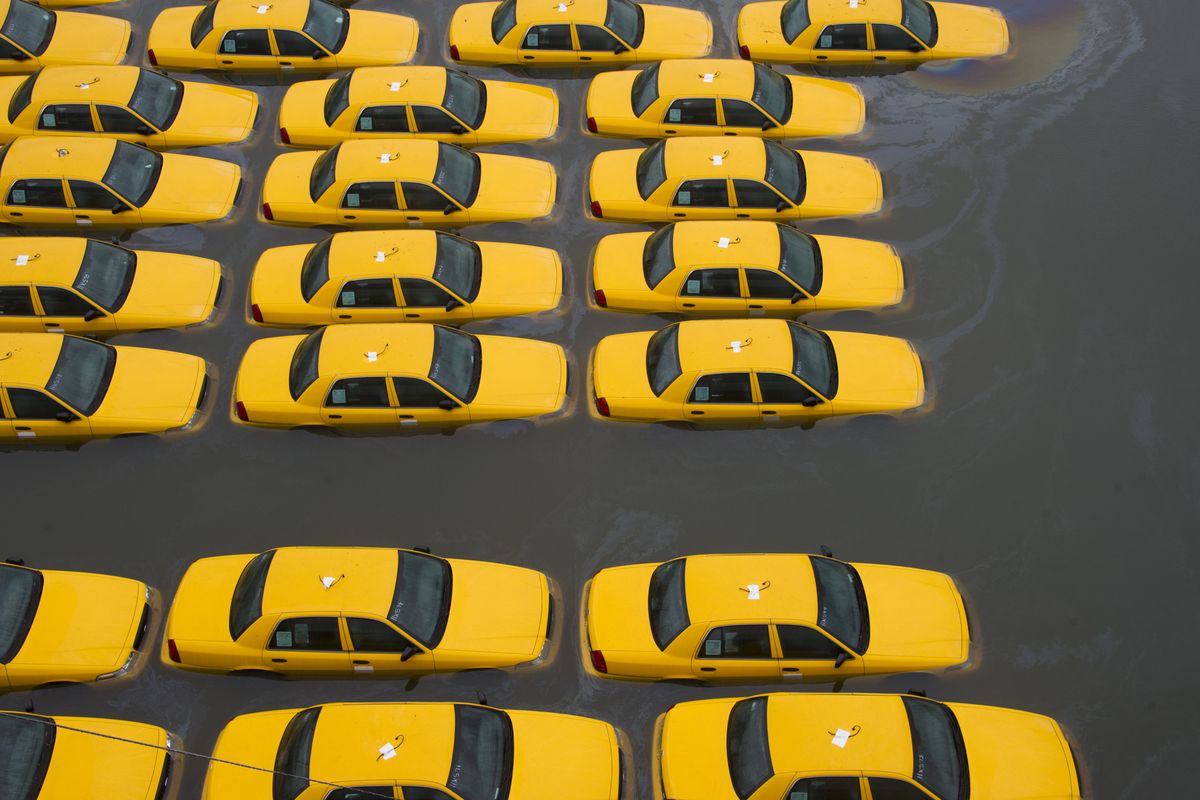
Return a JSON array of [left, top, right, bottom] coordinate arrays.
[[325, 789, 395, 800], [663, 98, 718, 126], [346, 617, 416, 652], [722, 99, 771, 128], [411, 105, 462, 134], [733, 180, 784, 209], [274, 29, 320, 56], [815, 24, 868, 50], [400, 182, 450, 212], [68, 180, 122, 210], [777, 624, 843, 659], [575, 24, 622, 51], [788, 778, 862, 800], [522, 24, 572, 50], [689, 373, 753, 404], [342, 181, 398, 210], [0, 38, 26, 61], [96, 105, 148, 134], [399, 278, 454, 307], [745, 269, 799, 298], [37, 286, 97, 317], [680, 268, 740, 298], [337, 279, 396, 308], [698, 625, 773, 659], [325, 377, 390, 408], [356, 105, 409, 133], [872, 24, 922, 51], [867, 778, 931, 800], [392, 377, 451, 408], [401, 789, 456, 800], [37, 104, 94, 132], [757, 373, 819, 405], [268, 617, 343, 651], [220, 29, 272, 55], [8, 388, 71, 420], [0, 287, 35, 316], [7, 179, 67, 208], [673, 179, 729, 208]]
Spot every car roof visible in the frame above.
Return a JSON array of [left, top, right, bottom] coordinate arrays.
[[683, 554, 817, 624], [308, 703, 458, 785], [324, 230, 441, 282], [808, 0, 903, 24], [27, 66, 142, 104], [662, 137, 771, 180], [675, 318, 792, 372], [2, 137, 118, 181], [761, 692, 914, 775], [669, 221, 783, 270], [347, 66, 450, 106], [333, 139, 442, 182], [656, 59, 757, 96], [515, 0, 610, 25], [0, 333, 65, 386], [316, 322, 437, 376], [260, 546, 403, 617], [213, 0, 313, 30], [0, 237, 89, 284]]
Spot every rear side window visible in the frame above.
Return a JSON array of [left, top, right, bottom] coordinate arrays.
[[630, 62, 660, 117], [490, 0, 517, 43], [727, 696, 773, 800], [647, 558, 689, 650], [273, 707, 321, 800], [645, 322, 681, 396], [6, 72, 34, 123], [635, 140, 666, 200], [228, 550, 274, 640], [190, 1, 216, 48]]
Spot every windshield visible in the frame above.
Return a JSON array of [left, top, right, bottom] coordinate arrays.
[[229, 550, 275, 640], [387, 550, 452, 648], [0, 565, 42, 663], [901, 0, 938, 46], [103, 141, 162, 207], [780, 0, 810, 43], [273, 707, 321, 800], [73, 241, 136, 313], [443, 70, 486, 130], [777, 226, 821, 294], [763, 141, 804, 204], [429, 325, 481, 403], [6, 72, 35, 124], [0, 712, 55, 800], [303, 0, 348, 53], [128, 69, 183, 131], [299, 238, 331, 302], [647, 558, 689, 650], [727, 697, 772, 800], [490, 0, 516, 43], [1, 0, 54, 56], [322, 74, 350, 126], [447, 705, 514, 800], [45, 336, 115, 416], [646, 323, 681, 396], [190, 1, 216, 48], [903, 696, 967, 800], [309, 144, 339, 202], [787, 321, 835, 398], [605, 0, 644, 46], [630, 61, 660, 117], [810, 556, 867, 653], [434, 233, 481, 302], [433, 143, 480, 207], [289, 328, 324, 400], [751, 64, 792, 124], [635, 140, 666, 200], [642, 225, 675, 288]]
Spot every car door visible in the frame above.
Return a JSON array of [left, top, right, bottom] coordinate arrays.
[[262, 615, 352, 674], [400, 181, 460, 224], [344, 616, 434, 675], [340, 180, 400, 225], [754, 370, 831, 426], [66, 179, 140, 227], [96, 105, 160, 145], [574, 23, 628, 63], [732, 179, 792, 219], [0, 285, 40, 332], [517, 23, 574, 63], [786, 777, 864, 800], [324, 787, 400, 800], [674, 267, 745, 314], [391, 376, 471, 428], [320, 375, 396, 427], [866, 777, 934, 800], [331, 276, 400, 323], [3, 178, 71, 225], [0, 391, 14, 444], [34, 285, 116, 334], [5, 386, 90, 441], [273, 28, 331, 71], [397, 277, 466, 321], [659, 97, 718, 137], [683, 371, 760, 424], [216, 28, 275, 71], [690, 623, 776, 680], [774, 622, 861, 681], [398, 786, 456, 800], [669, 178, 732, 220], [720, 99, 776, 135], [355, 105, 412, 138], [869, 23, 926, 67], [411, 105, 472, 144], [812, 23, 870, 63], [744, 268, 809, 316], [35, 103, 97, 137]]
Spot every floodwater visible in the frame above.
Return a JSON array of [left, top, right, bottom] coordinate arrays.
[[1, 0, 1195, 796]]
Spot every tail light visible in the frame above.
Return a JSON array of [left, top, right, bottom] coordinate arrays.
[[449, 44, 460, 61], [261, 202, 274, 221], [250, 303, 263, 323], [586, 116, 598, 133], [167, 639, 180, 663], [590, 200, 602, 218], [739, 44, 751, 59], [594, 289, 607, 307], [147, 48, 158, 66], [279, 127, 290, 145], [235, 401, 249, 422], [590, 649, 608, 673], [595, 396, 610, 417]]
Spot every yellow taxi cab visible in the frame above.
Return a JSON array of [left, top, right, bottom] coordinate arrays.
[[262, 139, 555, 227], [655, 692, 1082, 800], [279, 66, 558, 148], [164, 546, 554, 676], [0, 136, 241, 227], [203, 701, 625, 800], [0, 712, 175, 800], [147, 0, 418, 73], [588, 137, 881, 222], [738, 0, 1009, 65], [0, 559, 152, 690], [449, 0, 711, 66], [582, 552, 969, 683], [233, 323, 566, 431], [592, 221, 902, 316], [585, 58, 863, 139], [591, 318, 924, 426], [0, 66, 258, 148], [0, 332, 209, 442], [0, 237, 222, 335], [0, 0, 129, 75], [250, 230, 561, 327]]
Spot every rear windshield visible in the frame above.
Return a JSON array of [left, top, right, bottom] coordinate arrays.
[[902, 0, 938, 46], [104, 141, 163, 208], [73, 240, 136, 313], [752, 64, 792, 124], [787, 322, 836, 399], [781, 0, 810, 43], [322, 74, 350, 126], [273, 707, 321, 800], [299, 237, 332, 302], [642, 225, 674, 289], [303, 0, 348, 53], [490, 0, 517, 44], [903, 696, 967, 800], [0, 712, 55, 800], [129, 69, 184, 131], [46, 336, 115, 416], [1, 0, 54, 57], [387, 550, 452, 648], [635, 140, 666, 200], [0, 565, 42, 663], [434, 232, 482, 302], [228, 550, 275, 640], [646, 323, 681, 396], [6, 71, 35, 124], [309, 144, 339, 202], [428, 325, 481, 403], [447, 705, 514, 800], [433, 143, 481, 207], [190, 1, 216, 48], [763, 141, 804, 204], [810, 556, 867, 653], [630, 62, 660, 117], [647, 558, 689, 650], [289, 328, 325, 400], [443, 70, 486, 131], [727, 697, 772, 800], [605, 0, 644, 46], [777, 226, 821, 294]]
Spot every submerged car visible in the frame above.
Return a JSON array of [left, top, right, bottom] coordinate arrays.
[[0, 0, 129, 75]]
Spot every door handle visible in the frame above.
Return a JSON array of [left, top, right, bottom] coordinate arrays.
[[221, 60, 234, 65], [406, 216, 419, 221], [664, 129, 677, 134], [762, 410, 777, 416], [816, 55, 828, 60], [700, 667, 716, 672], [782, 667, 801, 672], [875, 56, 887, 61], [690, 410, 704, 415], [398, 414, 414, 419], [43, 321, 59, 326], [673, 212, 685, 217], [271, 658, 287, 663], [343, 215, 357, 220], [580, 56, 591, 61], [352, 659, 370, 665], [749, 304, 763, 309], [9, 212, 21, 217], [280, 61, 292, 66], [15, 426, 31, 431], [522, 55, 534, 60], [338, 314, 351, 319], [681, 303, 695, 308], [724, 131, 737, 136], [737, 213, 750, 218], [405, 313, 419, 318], [328, 414, 342, 420]]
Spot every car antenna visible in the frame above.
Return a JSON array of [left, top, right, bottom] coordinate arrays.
[[819, 546, 833, 558], [412, 546, 431, 554], [4, 557, 24, 565], [475, 691, 489, 707]]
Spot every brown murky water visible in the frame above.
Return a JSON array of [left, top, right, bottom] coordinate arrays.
[[1, 0, 1194, 796]]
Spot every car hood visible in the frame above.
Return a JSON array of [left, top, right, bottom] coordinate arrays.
[[338, 10, 418, 67], [508, 711, 619, 800], [470, 334, 565, 414], [798, 150, 882, 218], [145, 153, 240, 221], [856, 564, 967, 662], [592, 330, 655, 401], [480, 80, 559, 140], [41, 717, 166, 800], [473, 242, 561, 313], [929, 2, 1010, 58], [470, 153, 556, 223], [117, 252, 220, 328], [825, 330, 924, 411], [170, 82, 257, 145], [438, 560, 547, 658], [952, 703, 1079, 799], [659, 700, 740, 800], [166, 554, 254, 645], [13, 572, 142, 670], [636, 4, 712, 59], [788, 75, 865, 136], [586, 563, 659, 655], [42, 11, 129, 66], [94, 345, 205, 426], [812, 235, 903, 309]]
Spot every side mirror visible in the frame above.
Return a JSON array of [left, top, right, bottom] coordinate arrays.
[[760, 119, 777, 131], [82, 308, 104, 322], [613, 44, 629, 55], [312, 50, 329, 60], [775, 200, 790, 213], [111, 203, 130, 215], [801, 396, 822, 407], [442, 204, 459, 215], [55, 411, 77, 423], [444, 298, 463, 312], [834, 652, 849, 669], [789, 291, 803, 304], [12, 52, 30, 62], [437, 398, 458, 411], [907, 44, 924, 53], [399, 645, 419, 662], [449, 124, 466, 135], [135, 125, 152, 136]]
